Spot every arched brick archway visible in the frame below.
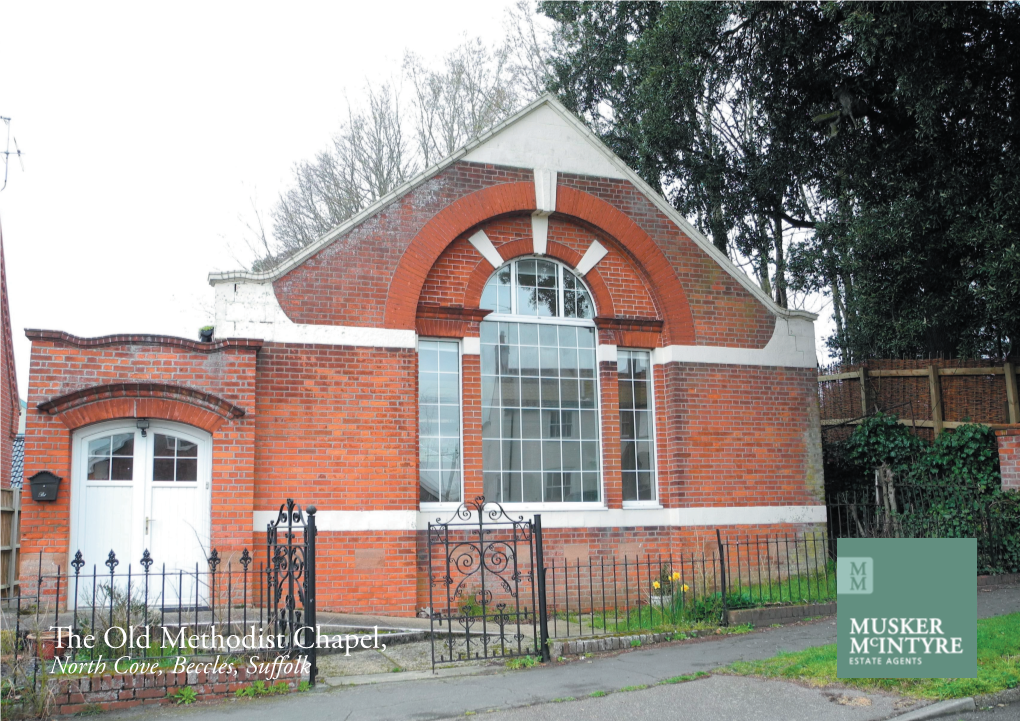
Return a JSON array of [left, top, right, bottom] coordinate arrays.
[[37, 382, 246, 433], [385, 183, 537, 329], [387, 182, 695, 344]]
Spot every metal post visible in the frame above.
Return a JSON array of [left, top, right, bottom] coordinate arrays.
[[534, 514, 550, 662], [716, 529, 728, 627], [305, 506, 318, 686]]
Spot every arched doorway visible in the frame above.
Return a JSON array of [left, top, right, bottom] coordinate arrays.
[[70, 419, 212, 576]]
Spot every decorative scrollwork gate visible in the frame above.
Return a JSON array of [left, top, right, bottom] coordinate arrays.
[[427, 497, 547, 671], [266, 498, 318, 685]]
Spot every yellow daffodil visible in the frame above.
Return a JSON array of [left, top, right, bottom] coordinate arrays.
[[671, 572, 681, 582], [652, 581, 660, 589], [681, 584, 689, 593]]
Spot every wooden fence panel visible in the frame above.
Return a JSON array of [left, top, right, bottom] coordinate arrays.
[[818, 360, 1018, 441], [1, 486, 21, 597]]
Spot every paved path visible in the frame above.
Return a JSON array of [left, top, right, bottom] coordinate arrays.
[[457, 676, 911, 721], [977, 583, 1020, 619], [97, 584, 1018, 721]]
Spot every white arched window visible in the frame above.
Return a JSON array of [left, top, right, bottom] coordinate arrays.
[[478, 258, 601, 505]]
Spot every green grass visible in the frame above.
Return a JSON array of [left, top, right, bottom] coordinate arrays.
[[552, 566, 835, 635], [723, 612, 1020, 700], [505, 655, 540, 670], [234, 680, 291, 698], [169, 686, 198, 705], [619, 684, 648, 692], [661, 671, 709, 684], [727, 563, 837, 608], [589, 690, 608, 697]]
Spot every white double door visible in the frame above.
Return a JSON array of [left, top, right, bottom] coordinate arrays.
[[71, 420, 211, 605]]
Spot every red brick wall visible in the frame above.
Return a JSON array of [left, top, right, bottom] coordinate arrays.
[[19, 155, 824, 617], [19, 333, 259, 579], [47, 660, 305, 717], [303, 531, 417, 616], [658, 363, 823, 507], [556, 173, 776, 348], [420, 215, 661, 323], [274, 163, 534, 328], [997, 429, 1020, 491], [253, 343, 416, 511], [252, 342, 420, 611], [413, 522, 825, 612]]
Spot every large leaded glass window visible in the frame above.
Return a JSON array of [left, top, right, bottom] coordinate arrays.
[[419, 340, 462, 503], [479, 258, 600, 504], [618, 349, 656, 502]]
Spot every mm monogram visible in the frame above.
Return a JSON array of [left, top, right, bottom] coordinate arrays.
[[838, 557, 874, 595]]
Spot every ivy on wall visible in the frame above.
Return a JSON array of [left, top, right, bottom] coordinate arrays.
[[826, 414, 1019, 572]]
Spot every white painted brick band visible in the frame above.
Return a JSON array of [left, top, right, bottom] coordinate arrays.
[[252, 505, 826, 532], [213, 282, 415, 348], [652, 316, 817, 369]]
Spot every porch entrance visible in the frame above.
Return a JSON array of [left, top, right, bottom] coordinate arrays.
[[70, 420, 211, 594]]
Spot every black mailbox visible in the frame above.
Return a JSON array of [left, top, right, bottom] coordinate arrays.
[[29, 471, 62, 502]]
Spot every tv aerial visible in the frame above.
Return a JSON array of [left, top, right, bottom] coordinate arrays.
[[1, 116, 25, 192]]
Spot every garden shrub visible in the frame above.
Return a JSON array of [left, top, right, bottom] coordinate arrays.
[[826, 415, 1020, 573], [843, 412, 926, 482]]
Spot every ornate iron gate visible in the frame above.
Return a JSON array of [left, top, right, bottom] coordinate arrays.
[[265, 498, 318, 685], [427, 497, 546, 670]]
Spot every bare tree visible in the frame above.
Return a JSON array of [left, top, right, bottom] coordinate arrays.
[[505, 0, 555, 99], [249, 17, 554, 272], [404, 38, 521, 167], [260, 84, 412, 270]]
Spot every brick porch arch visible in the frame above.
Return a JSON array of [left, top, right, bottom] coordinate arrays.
[[37, 382, 247, 433], [385, 182, 695, 344]]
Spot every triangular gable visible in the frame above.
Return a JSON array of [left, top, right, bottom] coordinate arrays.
[[209, 94, 814, 323]]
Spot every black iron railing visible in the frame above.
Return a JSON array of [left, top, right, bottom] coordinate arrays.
[[1, 500, 319, 696], [827, 481, 1020, 574], [543, 531, 835, 639]]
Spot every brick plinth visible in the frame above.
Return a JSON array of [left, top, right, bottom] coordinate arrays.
[[995, 428, 1020, 490], [45, 658, 305, 717]]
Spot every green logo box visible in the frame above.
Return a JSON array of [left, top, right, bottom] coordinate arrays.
[[837, 538, 976, 679]]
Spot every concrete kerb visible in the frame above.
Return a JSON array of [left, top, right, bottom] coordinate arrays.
[[974, 687, 1020, 709], [324, 664, 501, 687], [890, 698, 976, 720], [551, 631, 680, 658], [727, 602, 836, 627]]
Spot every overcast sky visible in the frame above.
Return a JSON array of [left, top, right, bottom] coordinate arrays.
[[1, 2, 834, 400]]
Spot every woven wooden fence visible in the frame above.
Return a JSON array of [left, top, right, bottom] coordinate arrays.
[[818, 359, 1019, 443], [1, 486, 21, 598]]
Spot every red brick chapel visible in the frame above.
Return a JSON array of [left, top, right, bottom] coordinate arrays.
[[19, 95, 825, 615]]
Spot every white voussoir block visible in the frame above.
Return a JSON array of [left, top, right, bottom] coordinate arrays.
[[467, 229, 504, 269]]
